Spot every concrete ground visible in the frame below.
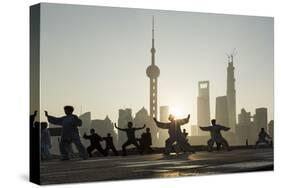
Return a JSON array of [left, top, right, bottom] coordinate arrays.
[[40, 148, 273, 185]]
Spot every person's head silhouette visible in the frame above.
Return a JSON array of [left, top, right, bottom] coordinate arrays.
[[211, 119, 216, 125], [168, 114, 175, 122], [127, 121, 133, 128], [90, 129, 95, 134], [64, 105, 74, 115], [261, 128, 265, 132], [146, 128, 150, 133], [107, 133, 111, 137], [183, 128, 186, 133]]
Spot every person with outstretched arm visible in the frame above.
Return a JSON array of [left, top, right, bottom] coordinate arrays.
[[83, 129, 107, 157], [115, 122, 145, 156], [200, 119, 231, 152], [153, 114, 192, 155], [103, 133, 119, 156], [45, 105, 88, 160]]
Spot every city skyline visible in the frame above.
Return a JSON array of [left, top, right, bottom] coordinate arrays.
[[38, 3, 274, 125]]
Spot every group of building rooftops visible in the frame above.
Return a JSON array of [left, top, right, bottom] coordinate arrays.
[[30, 105, 272, 161]]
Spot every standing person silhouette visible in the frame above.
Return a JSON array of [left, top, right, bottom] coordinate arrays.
[[45, 105, 88, 160], [83, 129, 107, 157], [115, 122, 145, 156], [40, 122, 52, 160], [139, 128, 153, 154], [200, 119, 231, 152], [153, 114, 191, 155], [103, 133, 119, 156]]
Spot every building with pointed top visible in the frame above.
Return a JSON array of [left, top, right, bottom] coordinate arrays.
[[146, 17, 160, 119], [133, 107, 159, 146], [226, 55, 237, 131]]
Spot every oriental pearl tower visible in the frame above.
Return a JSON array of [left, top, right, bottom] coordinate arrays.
[[146, 17, 160, 118]]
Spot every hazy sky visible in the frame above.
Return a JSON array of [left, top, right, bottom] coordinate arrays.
[[40, 3, 274, 124]]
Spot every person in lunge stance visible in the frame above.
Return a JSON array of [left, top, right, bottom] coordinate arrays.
[[115, 122, 145, 156], [153, 114, 193, 155], [83, 129, 107, 157], [200, 119, 231, 152], [45, 105, 88, 160], [102, 133, 119, 156]]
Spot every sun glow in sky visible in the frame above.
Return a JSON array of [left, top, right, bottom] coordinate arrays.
[[36, 4, 274, 125]]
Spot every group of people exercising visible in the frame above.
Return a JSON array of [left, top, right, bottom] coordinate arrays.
[[31, 105, 272, 161]]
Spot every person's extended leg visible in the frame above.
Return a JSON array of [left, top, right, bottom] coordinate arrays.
[[96, 144, 107, 156], [221, 138, 231, 151], [132, 140, 142, 154], [177, 137, 194, 153], [207, 139, 214, 152], [216, 142, 222, 151], [122, 140, 131, 156], [87, 145, 95, 157], [110, 145, 119, 156], [60, 139, 71, 160], [73, 137, 88, 159], [165, 137, 176, 155]]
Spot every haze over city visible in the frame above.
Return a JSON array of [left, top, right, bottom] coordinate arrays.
[[37, 3, 273, 125]]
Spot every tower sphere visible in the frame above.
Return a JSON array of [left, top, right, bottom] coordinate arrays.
[[146, 65, 160, 78]]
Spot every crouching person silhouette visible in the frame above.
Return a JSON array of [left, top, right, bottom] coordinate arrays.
[[103, 133, 119, 156], [45, 106, 88, 160], [83, 129, 107, 157], [255, 128, 272, 148], [115, 122, 145, 156], [200, 119, 231, 152], [153, 114, 191, 155]]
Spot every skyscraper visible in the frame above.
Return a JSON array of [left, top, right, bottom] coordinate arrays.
[[146, 17, 160, 118], [226, 55, 237, 132], [215, 96, 229, 127], [117, 108, 133, 148], [254, 108, 268, 131], [197, 81, 210, 135], [236, 108, 252, 144]]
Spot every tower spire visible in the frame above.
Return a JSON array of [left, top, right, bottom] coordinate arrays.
[[152, 16, 154, 48], [146, 16, 160, 119], [151, 16, 156, 65]]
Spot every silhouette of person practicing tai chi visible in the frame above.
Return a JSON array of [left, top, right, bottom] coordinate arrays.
[[45, 106, 88, 160], [138, 128, 153, 154], [154, 114, 192, 155], [200, 119, 231, 152], [83, 129, 107, 157], [102, 133, 119, 156], [115, 122, 146, 156], [41, 122, 52, 160], [255, 128, 272, 147]]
